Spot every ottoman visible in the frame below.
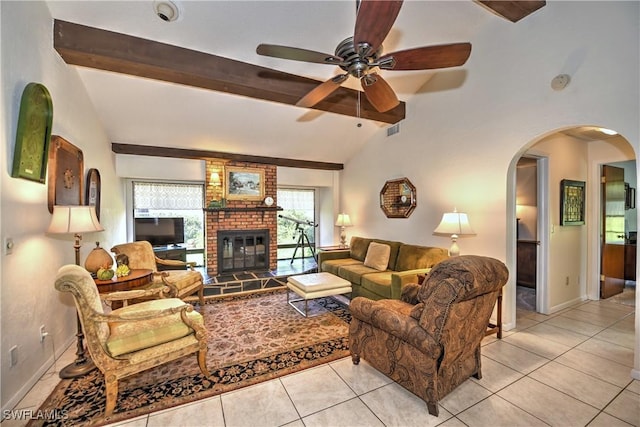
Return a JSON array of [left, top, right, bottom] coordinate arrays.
[[286, 272, 352, 317]]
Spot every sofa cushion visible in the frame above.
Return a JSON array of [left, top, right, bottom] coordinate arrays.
[[321, 258, 363, 275], [349, 237, 373, 261], [360, 271, 394, 298], [395, 244, 449, 272], [364, 242, 391, 271], [377, 240, 402, 271], [338, 263, 381, 285]]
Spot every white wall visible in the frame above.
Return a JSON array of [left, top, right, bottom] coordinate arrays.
[[340, 1, 639, 365], [1, 1, 126, 409], [530, 134, 589, 311]]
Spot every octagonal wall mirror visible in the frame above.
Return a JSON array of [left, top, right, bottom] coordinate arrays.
[[380, 177, 416, 218]]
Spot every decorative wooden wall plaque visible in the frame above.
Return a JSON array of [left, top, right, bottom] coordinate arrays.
[[47, 135, 84, 213]]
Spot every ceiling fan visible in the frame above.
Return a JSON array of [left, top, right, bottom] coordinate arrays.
[[256, 0, 472, 113]]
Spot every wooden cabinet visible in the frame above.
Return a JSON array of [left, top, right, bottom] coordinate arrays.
[[517, 240, 538, 288], [153, 247, 187, 271]]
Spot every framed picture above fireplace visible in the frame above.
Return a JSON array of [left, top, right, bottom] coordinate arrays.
[[225, 166, 265, 201]]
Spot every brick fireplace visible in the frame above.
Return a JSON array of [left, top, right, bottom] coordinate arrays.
[[205, 161, 278, 276]]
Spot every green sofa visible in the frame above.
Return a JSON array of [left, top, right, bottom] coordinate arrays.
[[317, 236, 449, 300]]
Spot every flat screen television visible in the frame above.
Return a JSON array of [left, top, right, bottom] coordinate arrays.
[[134, 217, 185, 247]]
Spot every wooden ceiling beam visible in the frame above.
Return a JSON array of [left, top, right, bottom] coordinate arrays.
[[53, 20, 405, 124], [477, 1, 546, 23], [112, 143, 344, 171]]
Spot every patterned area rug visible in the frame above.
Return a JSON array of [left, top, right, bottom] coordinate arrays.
[[30, 290, 350, 427]]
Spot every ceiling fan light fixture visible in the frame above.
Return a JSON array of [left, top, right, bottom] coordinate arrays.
[[153, 1, 180, 22]]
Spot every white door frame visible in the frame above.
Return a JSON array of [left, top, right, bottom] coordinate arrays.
[[535, 155, 550, 314]]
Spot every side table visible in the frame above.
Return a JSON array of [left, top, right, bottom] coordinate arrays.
[[95, 268, 153, 308], [317, 245, 349, 251]]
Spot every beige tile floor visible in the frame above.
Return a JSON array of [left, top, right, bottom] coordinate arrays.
[[2, 298, 638, 427]]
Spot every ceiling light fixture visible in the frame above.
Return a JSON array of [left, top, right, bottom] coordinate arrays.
[[153, 1, 180, 22]]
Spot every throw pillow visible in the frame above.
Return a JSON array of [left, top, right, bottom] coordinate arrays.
[[363, 242, 391, 271]]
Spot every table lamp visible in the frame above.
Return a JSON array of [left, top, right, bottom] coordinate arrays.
[[433, 208, 475, 256], [335, 213, 352, 247], [47, 205, 104, 378]]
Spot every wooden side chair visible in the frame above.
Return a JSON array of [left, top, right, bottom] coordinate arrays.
[[54, 264, 208, 416], [111, 241, 205, 307]]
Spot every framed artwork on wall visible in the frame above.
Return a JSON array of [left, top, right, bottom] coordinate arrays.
[[47, 135, 84, 213], [85, 168, 101, 220], [11, 82, 53, 183], [225, 166, 265, 201], [560, 179, 585, 226]]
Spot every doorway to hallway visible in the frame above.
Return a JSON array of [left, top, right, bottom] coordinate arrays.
[[516, 156, 543, 312]]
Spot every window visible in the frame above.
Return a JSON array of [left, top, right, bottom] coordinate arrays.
[[277, 188, 316, 260], [133, 181, 205, 265]]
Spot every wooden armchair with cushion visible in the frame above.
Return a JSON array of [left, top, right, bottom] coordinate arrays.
[[55, 264, 208, 416], [349, 255, 508, 416], [111, 241, 205, 307]]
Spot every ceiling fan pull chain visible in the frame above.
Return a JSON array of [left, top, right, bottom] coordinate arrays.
[[356, 90, 362, 127]]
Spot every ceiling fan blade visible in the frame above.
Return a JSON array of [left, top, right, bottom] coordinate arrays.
[[256, 44, 345, 65], [297, 74, 349, 108], [354, 0, 403, 55], [361, 73, 399, 112], [378, 43, 472, 70]]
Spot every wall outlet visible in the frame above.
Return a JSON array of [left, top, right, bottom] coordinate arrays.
[[9, 345, 17, 367], [39, 325, 48, 342], [565, 276, 570, 286]]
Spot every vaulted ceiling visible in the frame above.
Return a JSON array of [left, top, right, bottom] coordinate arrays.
[[46, 0, 545, 166]]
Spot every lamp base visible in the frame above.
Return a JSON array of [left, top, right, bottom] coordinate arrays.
[[449, 236, 460, 257], [339, 226, 347, 247], [59, 359, 96, 379], [59, 314, 97, 379]]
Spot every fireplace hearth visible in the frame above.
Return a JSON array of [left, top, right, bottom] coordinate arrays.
[[218, 229, 269, 273]]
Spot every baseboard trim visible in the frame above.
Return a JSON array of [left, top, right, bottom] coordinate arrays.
[[548, 296, 587, 314]]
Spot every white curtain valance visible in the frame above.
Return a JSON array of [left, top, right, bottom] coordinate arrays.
[[278, 189, 314, 211], [133, 181, 203, 210]]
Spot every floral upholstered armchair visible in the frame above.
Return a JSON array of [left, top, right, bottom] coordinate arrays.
[[111, 241, 205, 307], [349, 255, 508, 416], [55, 265, 209, 416]]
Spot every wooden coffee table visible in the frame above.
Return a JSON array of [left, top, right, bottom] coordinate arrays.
[[95, 269, 153, 307]]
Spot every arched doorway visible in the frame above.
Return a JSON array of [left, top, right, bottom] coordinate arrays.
[[507, 126, 636, 323]]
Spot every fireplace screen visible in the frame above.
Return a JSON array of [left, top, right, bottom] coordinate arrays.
[[218, 229, 269, 273]]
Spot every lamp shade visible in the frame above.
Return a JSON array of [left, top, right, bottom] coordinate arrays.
[[47, 206, 104, 235], [433, 211, 475, 236], [209, 171, 221, 186], [335, 213, 352, 227]]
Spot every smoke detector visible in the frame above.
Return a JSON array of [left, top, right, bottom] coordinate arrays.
[[154, 1, 180, 22], [551, 74, 570, 91]]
